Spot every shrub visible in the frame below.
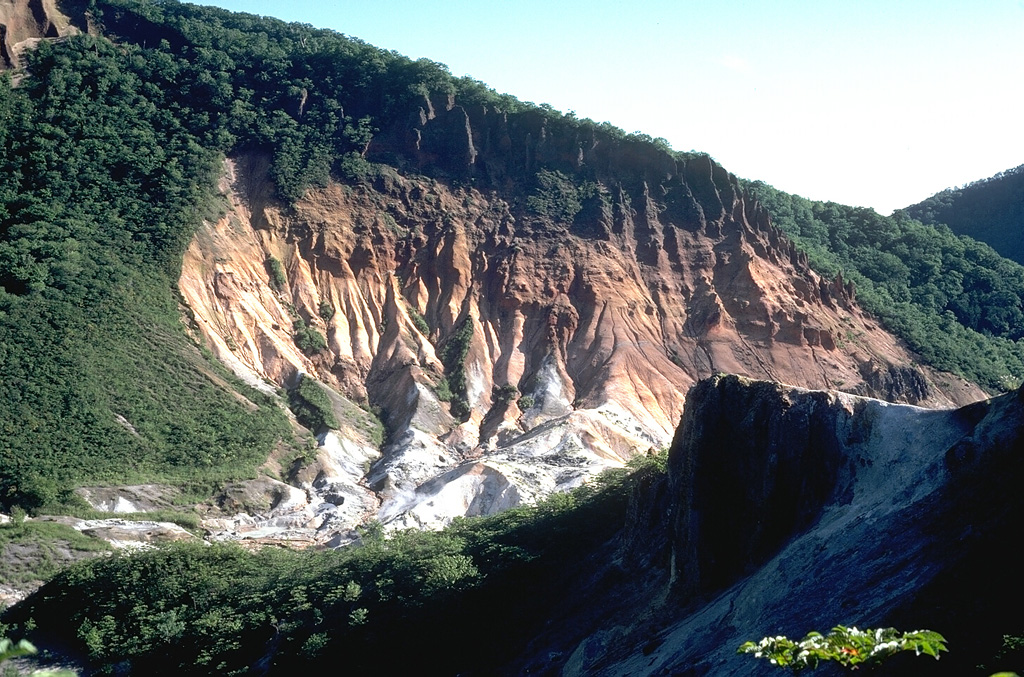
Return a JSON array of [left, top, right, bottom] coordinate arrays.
[[526, 169, 584, 223], [409, 307, 430, 335], [337, 152, 372, 181], [439, 319, 474, 420], [739, 626, 947, 672], [493, 383, 519, 404], [449, 397, 471, 420], [293, 320, 328, 354], [266, 257, 287, 290], [288, 377, 339, 431], [434, 378, 453, 402]]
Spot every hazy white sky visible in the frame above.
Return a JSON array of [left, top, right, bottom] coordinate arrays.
[[202, 0, 1024, 214]]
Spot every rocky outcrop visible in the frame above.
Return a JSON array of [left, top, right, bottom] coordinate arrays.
[[668, 375, 853, 598], [543, 375, 1024, 676], [178, 138, 982, 540], [0, 0, 81, 70], [855, 361, 933, 403], [70, 518, 195, 549], [74, 484, 180, 513]]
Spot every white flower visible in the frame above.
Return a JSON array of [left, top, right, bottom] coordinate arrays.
[[870, 640, 899, 655]]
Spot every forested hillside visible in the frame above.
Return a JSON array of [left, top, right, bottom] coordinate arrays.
[[0, 33, 295, 511], [2, 457, 652, 674], [745, 180, 1024, 392], [904, 164, 1024, 265]]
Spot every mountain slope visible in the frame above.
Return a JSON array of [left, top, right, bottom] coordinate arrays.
[[3, 1, 1023, 673], [747, 179, 1024, 392], [0, 0, 985, 530], [177, 141, 982, 534]]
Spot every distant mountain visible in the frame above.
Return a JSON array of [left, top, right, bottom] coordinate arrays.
[[904, 164, 1024, 265]]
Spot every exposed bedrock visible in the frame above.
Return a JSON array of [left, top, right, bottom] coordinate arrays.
[[177, 98, 981, 538], [0, 0, 82, 70], [551, 375, 1022, 676]]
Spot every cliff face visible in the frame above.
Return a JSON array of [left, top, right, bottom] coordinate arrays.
[[525, 375, 1024, 676], [0, 0, 81, 70], [177, 103, 981, 539]]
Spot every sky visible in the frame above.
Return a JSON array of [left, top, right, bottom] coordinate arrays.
[[201, 0, 1024, 215]]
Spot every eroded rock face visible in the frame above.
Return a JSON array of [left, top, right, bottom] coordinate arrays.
[[0, 0, 81, 70], [178, 135, 981, 539], [668, 375, 853, 598]]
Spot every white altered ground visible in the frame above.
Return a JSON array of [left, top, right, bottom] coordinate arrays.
[[216, 414, 654, 543], [370, 361, 658, 532], [201, 430, 381, 547], [179, 343, 659, 543], [70, 519, 195, 551], [376, 407, 651, 530], [68, 361, 661, 549]]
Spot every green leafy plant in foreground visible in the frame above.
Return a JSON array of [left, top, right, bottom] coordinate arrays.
[[738, 626, 947, 672], [0, 637, 75, 676], [0, 638, 37, 663]]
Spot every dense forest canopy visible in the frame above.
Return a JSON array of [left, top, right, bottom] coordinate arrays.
[[904, 164, 1024, 266]]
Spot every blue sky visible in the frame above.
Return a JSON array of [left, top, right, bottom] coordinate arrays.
[[201, 0, 1024, 214]]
